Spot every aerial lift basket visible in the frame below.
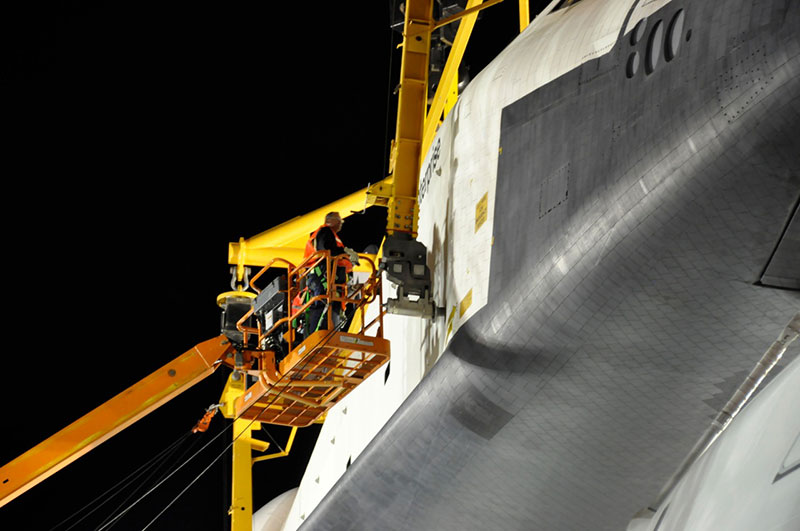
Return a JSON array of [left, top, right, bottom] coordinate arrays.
[[231, 250, 390, 427]]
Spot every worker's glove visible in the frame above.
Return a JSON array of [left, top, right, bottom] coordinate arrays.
[[344, 247, 360, 265]]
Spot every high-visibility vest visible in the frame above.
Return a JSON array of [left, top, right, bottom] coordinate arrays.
[[305, 225, 353, 273]]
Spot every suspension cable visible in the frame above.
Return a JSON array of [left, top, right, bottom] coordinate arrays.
[[141, 319, 349, 530], [100, 319, 349, 531], [49, 430, 192, 531], [260, 423, 287, 454], [99, 433, 203, 531]]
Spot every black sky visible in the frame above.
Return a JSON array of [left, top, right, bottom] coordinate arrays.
[[0, 1, 541, 529]]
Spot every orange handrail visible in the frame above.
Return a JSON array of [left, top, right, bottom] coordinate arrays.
[[235, 250, 383, 357], [228, 251, 388, 428]]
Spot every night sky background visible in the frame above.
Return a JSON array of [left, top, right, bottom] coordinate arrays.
[[0, 1, 545, 529]]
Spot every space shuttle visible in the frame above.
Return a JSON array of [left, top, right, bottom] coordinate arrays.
[[1, 0, 797, 530], [266, 0, 800, 529]]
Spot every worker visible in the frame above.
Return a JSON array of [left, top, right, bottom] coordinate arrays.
[[303, 212, 359, 335]]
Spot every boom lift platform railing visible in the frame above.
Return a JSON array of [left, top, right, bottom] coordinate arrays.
[[219, 250, 390, 428]]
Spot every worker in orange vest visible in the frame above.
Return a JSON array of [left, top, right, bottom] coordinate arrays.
[[304, 212, 355, 266], [303, 212, 359, 335]]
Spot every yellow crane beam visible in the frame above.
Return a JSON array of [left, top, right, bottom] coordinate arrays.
[[227, 179, 390, 278], [385, 0, 434, 237], [228, 0, 523, 252]]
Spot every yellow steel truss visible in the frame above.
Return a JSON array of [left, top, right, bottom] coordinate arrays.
[[519, 0, 530, 32], [227, 1, 532, 265], [422, 0, 492, 159], [386, 0, 434, 237]]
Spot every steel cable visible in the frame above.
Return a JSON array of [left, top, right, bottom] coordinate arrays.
[[49, 430, 192, 531], [99, 433, 204, 531], [97, 318, 349, 531]]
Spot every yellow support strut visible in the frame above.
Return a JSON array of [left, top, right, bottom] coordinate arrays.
[[227, 179, 391, 278], [519, 0, 530, 32], [252, 427, 297, 464], [230, 417, 260, 531], [387, 0, 434, 237], [221, 372, 270, 531], [422, 0, 489, 160]]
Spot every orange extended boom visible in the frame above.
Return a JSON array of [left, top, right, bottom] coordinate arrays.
[[0, 335, 233, 508]]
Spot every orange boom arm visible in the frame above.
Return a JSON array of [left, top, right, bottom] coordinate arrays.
[[0, 335, 233, 508]]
